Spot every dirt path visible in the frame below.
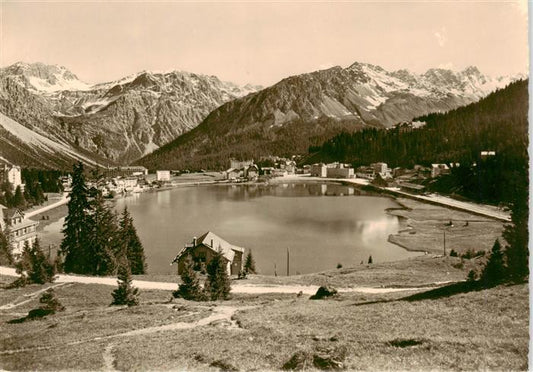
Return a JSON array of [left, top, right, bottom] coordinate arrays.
[[0, 305, 247, 357], [0, 266, 435, 295], [0, 283, 70, 310], [102, 344, 118, 372]]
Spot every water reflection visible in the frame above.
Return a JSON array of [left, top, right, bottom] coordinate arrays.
[[39, 184, 420, 276]]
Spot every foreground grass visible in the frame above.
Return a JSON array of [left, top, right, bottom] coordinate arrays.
[[0, 258, 528, 371]]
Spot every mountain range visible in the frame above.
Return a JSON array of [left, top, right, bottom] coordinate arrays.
[[137, 62, 521, 170], [0, 62, 259, 168], [0, 61, 523, 170]]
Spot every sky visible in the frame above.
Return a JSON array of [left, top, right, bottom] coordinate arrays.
[[0, 1, 529, 87]]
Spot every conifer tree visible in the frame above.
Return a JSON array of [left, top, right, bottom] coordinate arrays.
[[12, 186, 26, 209], [0, 229, 13, 266], [119, 207, 146, 275], [173, 255, 205, 301], [15, 239, 55, 285], [244, 250, 257, 274], [205, 250, 231, 300], [87, 193, 118, 275], [503, 173, 529, 283], [481, 239, 505, 286], [111, 260, 139, 306], [61, 162, 91, 274]]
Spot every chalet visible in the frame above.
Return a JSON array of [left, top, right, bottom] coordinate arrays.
[[225, 168, 242, 180], [244, 165, 259, 180], [0, 205, 39, 257], [172, 231, 245, 276]]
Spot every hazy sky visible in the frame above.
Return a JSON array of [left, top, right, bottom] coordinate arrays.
[[0, 1, 529, 86]]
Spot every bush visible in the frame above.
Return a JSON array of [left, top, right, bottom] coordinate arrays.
[[449, 249, 458, 257], [27, 289, 64, 319]]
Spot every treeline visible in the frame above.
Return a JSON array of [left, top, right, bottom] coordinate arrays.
[[59, 162, 146, 276], [309, 79, 529, 204]]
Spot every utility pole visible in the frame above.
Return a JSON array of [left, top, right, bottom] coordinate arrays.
[[443, 230, 446, 256], [287, 247, 290, 276]]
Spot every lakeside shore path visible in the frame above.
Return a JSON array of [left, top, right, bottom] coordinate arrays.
[[0, 266, 435, 295], [25, 194, 69, 219], [270, 174, 511, 222]]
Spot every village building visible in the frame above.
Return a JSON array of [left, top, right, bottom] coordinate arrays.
[[230, 159, 254, 170], [224, 168, 242, 180], [172, 231, 245, 276], [244, 164, 259, 180], [2, 165, 24, 191], [0, 205, 39, 257], [156, 170, 171, 182], [326, 163, 355, 179], [431, 164, 451, 178], [310, 163, 327, 178]]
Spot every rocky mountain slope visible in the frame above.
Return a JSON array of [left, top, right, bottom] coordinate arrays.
[[0, 62, 259, 167], [138, 62, 521, 170]]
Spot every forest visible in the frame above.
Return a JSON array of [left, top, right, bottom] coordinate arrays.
[[308, 80, 529, 204]]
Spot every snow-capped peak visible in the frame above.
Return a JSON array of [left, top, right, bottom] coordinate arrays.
[[1, 62, 91, 93]]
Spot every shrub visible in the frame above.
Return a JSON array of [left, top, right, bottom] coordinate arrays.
[[449, 249, 458, 257]]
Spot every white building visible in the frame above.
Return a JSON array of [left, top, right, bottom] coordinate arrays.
[[4, 165, 23, 190], [326, 163, 355, 179], [156, 170, 171, 182], [310, 163, 327, 178]]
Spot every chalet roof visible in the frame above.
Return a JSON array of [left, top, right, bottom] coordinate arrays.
[[197, 231, 245, 262], [5, 209, 24, 219]]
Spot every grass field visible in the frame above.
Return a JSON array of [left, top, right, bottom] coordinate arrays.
[[0, 255, 528, 371]]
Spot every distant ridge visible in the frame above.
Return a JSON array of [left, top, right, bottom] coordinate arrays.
[[137, 62, 523, 170]]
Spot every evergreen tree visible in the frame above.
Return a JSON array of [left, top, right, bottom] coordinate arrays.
[[481, 239, 505, 286], [61, 162, 91, 274], [12, 186, 26, 209], [368, 255, 373, 264], [28, 239, 56, 284], [111, 260, 139, 306], [173, 255, 205, 301], [503, 170, 529, 283], [119, 207, 146, 275], [87, 193, 118, 275], [0, 229, 13, 266], [205, 250, 231, 300], [244, 250, 257, 274], [15, 239, 55, 285]]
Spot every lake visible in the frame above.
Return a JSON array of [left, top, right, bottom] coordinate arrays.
[[39, 183, 421, 275]]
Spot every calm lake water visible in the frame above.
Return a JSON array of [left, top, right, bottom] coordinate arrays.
[[39, 183, 421, 275]]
